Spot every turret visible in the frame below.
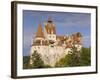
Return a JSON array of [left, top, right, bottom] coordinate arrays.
[[44, 17, 56, 41], [35, 23, 44, 39]]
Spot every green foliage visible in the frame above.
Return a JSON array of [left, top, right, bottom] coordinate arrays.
[[23, 47, 91, 69], [23, 56, 30, 69], [29, 51, 45, 68], [55, 47, 91, 67], [80, 47, 91, 66], [67, 46, 81, 67], [55, 46, 81, 67], [55, 55, 67, 67], [23, 51, 52, 69]]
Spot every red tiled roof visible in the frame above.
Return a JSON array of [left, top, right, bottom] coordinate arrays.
[[45, 17, 56, 34], [56, 35, 67, 41]]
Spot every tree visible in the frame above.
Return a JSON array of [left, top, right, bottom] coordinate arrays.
[[80, 47, 91, 66], [67, 46, 81, 67], [23, 56, 30, 69], [29, 50, 44, 68], [55, 46, 81, 67]]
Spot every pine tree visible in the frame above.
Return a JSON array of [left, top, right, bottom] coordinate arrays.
[[30, 50, 44, 68], [66, 46, 81, 67]]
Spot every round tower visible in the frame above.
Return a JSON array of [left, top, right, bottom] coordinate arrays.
[[44, 16, 56, 41]]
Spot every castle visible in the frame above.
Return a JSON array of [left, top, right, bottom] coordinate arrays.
[[30, 17, 82, 67]]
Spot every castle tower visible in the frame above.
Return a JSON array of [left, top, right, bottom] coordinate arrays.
[[44, 16, 56, 41], [35, 23, 44, 40], [31, 23, 45, 55]]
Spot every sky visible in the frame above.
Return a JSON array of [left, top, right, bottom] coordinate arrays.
[[23, 10, 91, 56]]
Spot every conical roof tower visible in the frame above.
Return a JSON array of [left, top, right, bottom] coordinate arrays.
[[35, 23, 44, 38], [45, 16, 56, 34]]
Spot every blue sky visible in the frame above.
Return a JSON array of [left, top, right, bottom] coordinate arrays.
[[23, 10, 91, 56]]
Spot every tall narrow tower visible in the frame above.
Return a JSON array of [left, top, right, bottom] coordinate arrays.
[[35, 23, 44, 40], [44, 16, 56, 41], [31, 23, 45, 55]]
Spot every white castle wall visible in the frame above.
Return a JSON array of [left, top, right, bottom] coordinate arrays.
[[30, 35, 82, 66], [74, 44, 82, 51], [30, 44, 73, 66], [30, 44, 82, 66], [47, 34, 56, 41]]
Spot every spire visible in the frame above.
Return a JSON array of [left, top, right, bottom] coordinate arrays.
[[45, 16, 56, 34], [48, 16, 52, 22], [35, 23, 44, 38]]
